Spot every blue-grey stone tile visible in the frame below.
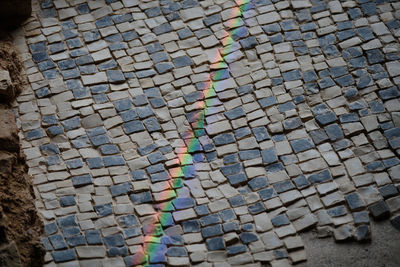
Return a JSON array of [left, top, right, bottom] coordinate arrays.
[[283, 117, 302, 130], [258, 187, 277, 200], [271, 214, 290, 226], [273, 180, 295, 193], [277, 102, 295, 112], [240, 232, 258, 244], [315, 112, 337, 125], [153, 23, 173, 35], [182, 220, 200, 233], [308, 169, 332, 184], [91, 54, 115, 66], [173, 55, 193, 67], [66, 158, 83, 169], [199, 214, 220, 226], [227, 173, 247, 186], [221, 162, 242, 176], [71, 174, 92, 187], [150, 171, 170, 182], [145, 7, 162, 17], [49, 234, 67, 250], [206, 237, 225, 251], [95, 16, 114, 28], [345, 192, 365, 211], [261, 148, 278, 164], [239, 149, 260, 160], [66, 235, 86, 247], [104, 234, 125, 248], [202, 224, 223, 238], [122, 30, 138, 41], [248, 176, 268, 191], [60, 196, 76, 207], [47, 125, 63, 136], [130, 191, 152, 204], [248, 202, 266, 214], [203, 14, 221, 26], [52, 249, 76, 263], [325, 123, 344, 141], [146, 42, 163, 54], [290, 138, 314, 153]]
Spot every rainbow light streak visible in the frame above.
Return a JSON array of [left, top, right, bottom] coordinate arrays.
[[133, 0, 254, 265]]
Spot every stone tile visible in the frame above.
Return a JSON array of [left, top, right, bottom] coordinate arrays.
[[17, 0, 400, 265]]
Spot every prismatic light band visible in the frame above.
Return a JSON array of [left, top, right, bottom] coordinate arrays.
[[131, 0, 255, 265]]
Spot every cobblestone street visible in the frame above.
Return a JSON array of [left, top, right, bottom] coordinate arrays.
[[11, 0, 400, 266]]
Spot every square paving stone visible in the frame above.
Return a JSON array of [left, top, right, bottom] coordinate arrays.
[[104, 234, 125, 248], [240, 232, 258, 244], [258, 188, 277, 201], [202, 224, 223, 238], [57, 215, 78, 229], [224, 154, 239, 165], [106, 70, 126, 83], [308, 170, 332, 184], [261, 148, 278, 164], [173, 55, 193, 67], [52, 250, 76, 263], [123, 120, 145, 134], [290, 138, 315, 153], [206, 237, 225, 251], [118, 215, 139, 227], [369, 200, 390, 220], [110, 182, 132, 197], [49, 234, 67, 250], [379, 184, 398, 199], [227, 173, 247, 186], [60, 196, 76, 207], [72, 174, 93, 187]]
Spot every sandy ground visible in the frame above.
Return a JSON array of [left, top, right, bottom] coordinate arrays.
[[298, 220, 400, 267]]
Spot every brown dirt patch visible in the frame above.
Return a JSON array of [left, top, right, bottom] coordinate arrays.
[[0, 150, 45, 267], [0, 37, 44, 266], [0, 39, 26, 103]]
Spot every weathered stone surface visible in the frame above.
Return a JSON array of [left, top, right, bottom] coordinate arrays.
[[333, 224, 353, 242], [13, 0, 400, 266], [354, 225, 371, 242]]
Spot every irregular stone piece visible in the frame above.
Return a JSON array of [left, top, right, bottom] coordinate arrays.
[[333, 224, 353, 242], [391, 215, 400, 231], [369, 200, 390, 220], [345, 193, 366, 211], [354, 225, 370, 242], [293, 214, 317, 232], [386, 61, 400, 77]]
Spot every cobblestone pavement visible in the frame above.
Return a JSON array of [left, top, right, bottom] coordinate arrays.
[[12, 0, 400, 266]]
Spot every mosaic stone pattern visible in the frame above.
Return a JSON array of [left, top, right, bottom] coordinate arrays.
[[12, 0, 400, 266]]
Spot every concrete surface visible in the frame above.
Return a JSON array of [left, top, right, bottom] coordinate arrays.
[[298, 220, 400, 267]]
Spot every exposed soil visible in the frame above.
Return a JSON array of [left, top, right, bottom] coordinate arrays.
[[0, 149, 45, 267], [0, 39, 26, 103], [0, 37, 44, 266]]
